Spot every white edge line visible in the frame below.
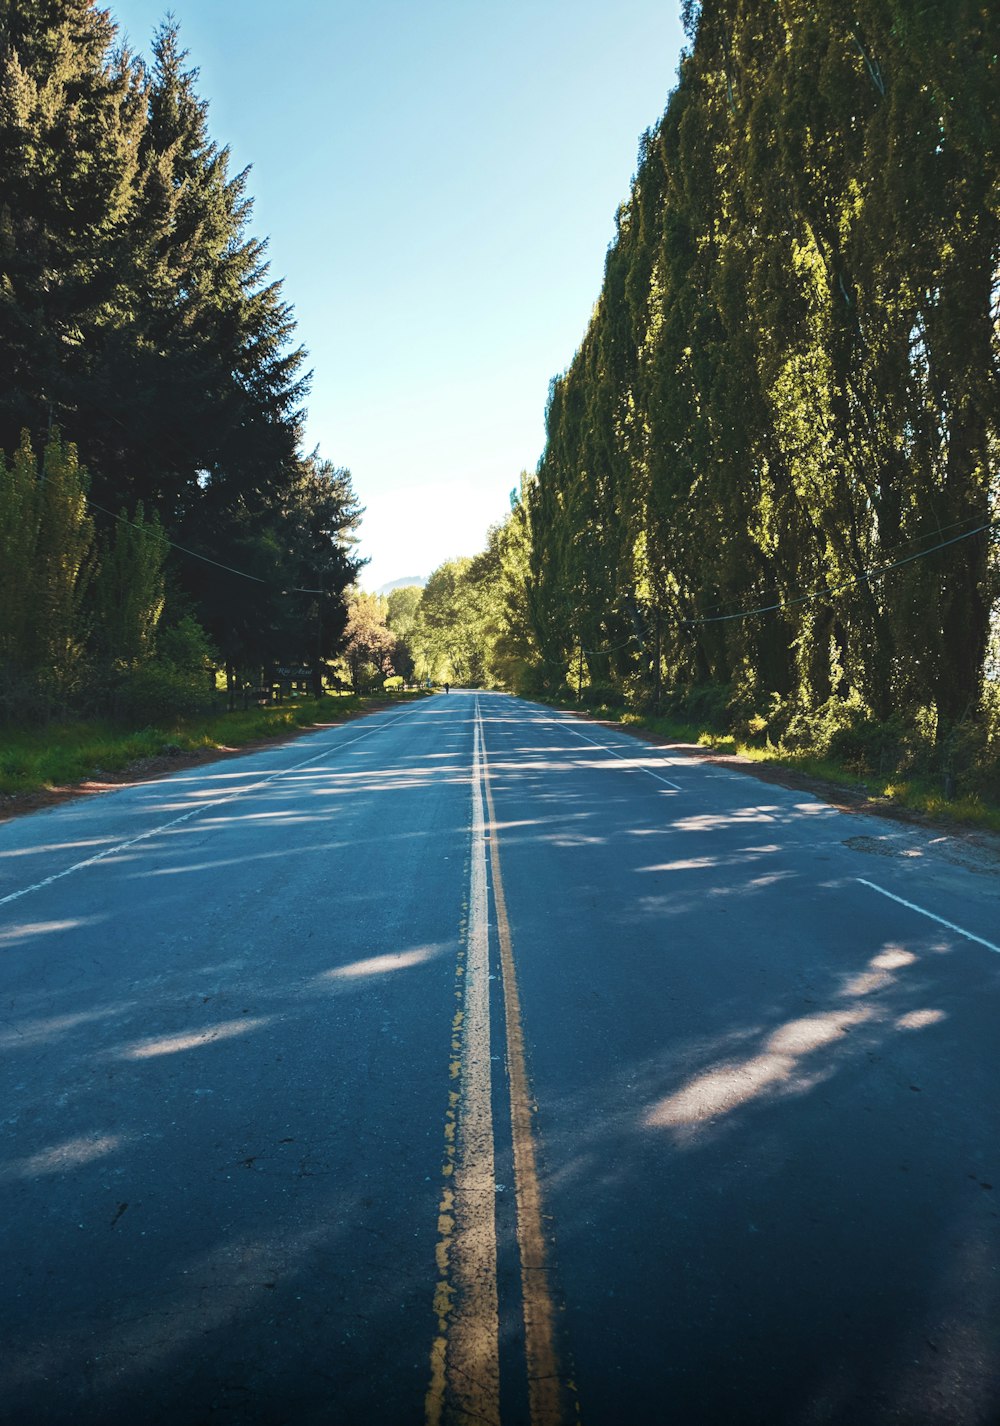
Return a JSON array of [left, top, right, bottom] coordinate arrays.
[[547, 716, 683, 791], [857, 878, 1000, 955], [0, 706, 419, 910]]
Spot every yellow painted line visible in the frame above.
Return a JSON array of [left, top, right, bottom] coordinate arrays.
[[426, 711, 501, 1426], [478, 699, 569, 1426]]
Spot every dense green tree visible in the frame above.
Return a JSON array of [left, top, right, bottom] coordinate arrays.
[[406, 496, 540, 693], [92, 504, 166, 670], [526, 0, 999, 747], [113, 21, 307, 521], [0, 1, 146, 453], [274, 455, 364, 696], [0, 11, 307, 521], [0, 432, 94, 714], [0, 433, 38, 681], [414, 559, 485, 685], [0, 8, 361, 722], [385, 585, 423, 683], [480, 483, 540, 693], [342, 591, 396, 692], [183, 453, 362, 698]]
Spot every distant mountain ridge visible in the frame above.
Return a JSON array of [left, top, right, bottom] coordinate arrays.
[[376, 575, 427, 595]]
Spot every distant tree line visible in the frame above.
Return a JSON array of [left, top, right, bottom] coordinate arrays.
[[0, 3, 362, 721], [520, 0, 998, 779], [338, 483, 538, 694]]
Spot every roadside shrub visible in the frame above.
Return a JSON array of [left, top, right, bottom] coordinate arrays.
[[511, 663, 544, 697], [827, 714, 915, 777], [115, 662, 212, 724], [777, 695, 865, 756], [620, 670, 657, 711], [659, 682, 730, 731], [936, 717, 1000, 801], [579, 683, 618, 710], [158, 616, 217, 677], [0, 662, 44, 725], [498, 656, 545, 697], [727, 689, 790, 746], [110, 615, 217, 723]]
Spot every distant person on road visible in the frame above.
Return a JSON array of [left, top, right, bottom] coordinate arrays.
[[444, 682, 450, 694]]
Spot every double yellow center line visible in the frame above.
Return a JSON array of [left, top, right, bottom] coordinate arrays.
[[425, 698, 571, 1426]]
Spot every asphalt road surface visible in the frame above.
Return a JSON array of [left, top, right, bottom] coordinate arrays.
[[1, 691, 998, 1426]]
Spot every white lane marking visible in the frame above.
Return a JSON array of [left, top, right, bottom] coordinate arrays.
[[542, 714, 682, 791], [0, 708, 419, 911], [857, 878, 1000, 955]]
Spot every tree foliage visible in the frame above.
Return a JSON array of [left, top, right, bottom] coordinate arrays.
[[0, 433, 94, 714], [525, 0, 999, 744], [405, 486, 541, 692], [92, 503, 166, 671], [0, 7, 363, 720], [385, 585, 423, 683], [341, 592, 396, 692]]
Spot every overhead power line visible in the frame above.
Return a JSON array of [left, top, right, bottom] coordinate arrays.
[[688, 509, 994, 620], [86, 497, 326, 595], [683, 515, 998, 627], [560, 513, 998, 663], [43, 388, 337, 596]]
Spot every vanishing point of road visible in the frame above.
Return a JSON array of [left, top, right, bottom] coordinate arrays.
[[1, 691, 997, 1425]]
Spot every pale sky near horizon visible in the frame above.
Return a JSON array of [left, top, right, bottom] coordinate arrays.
[[109, 1, 686, 590]]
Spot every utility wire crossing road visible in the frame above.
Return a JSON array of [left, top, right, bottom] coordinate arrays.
[[0, 692, 997, 1425]]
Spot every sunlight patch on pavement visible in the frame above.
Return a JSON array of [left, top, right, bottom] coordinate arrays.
[[640, 856, 719, 871], [1, 1132, 122, 1180], [841, 945, 917, 997], [0, 1004, 129, 1050], [767, 1009, 872, 1055], [0, 918, 85, 946], [671, 809, 779, 832], [321, 944, 444, 980], [0, 838, 111, 860], [119, 1017, 269, 1059], [896, 1008, 947, 1030], [645, 1008, 874, 1135]]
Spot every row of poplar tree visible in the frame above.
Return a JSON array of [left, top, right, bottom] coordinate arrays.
[[522, 0, 998, 766], [0, 3, 362, 721]]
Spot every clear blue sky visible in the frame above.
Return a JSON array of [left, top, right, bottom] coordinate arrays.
[[109, 0, 685, 590]]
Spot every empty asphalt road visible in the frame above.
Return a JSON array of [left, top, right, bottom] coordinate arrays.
[[1, 691, 998, 1425]]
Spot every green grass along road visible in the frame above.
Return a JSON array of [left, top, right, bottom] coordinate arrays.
[[0, 693, 429, 804]]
